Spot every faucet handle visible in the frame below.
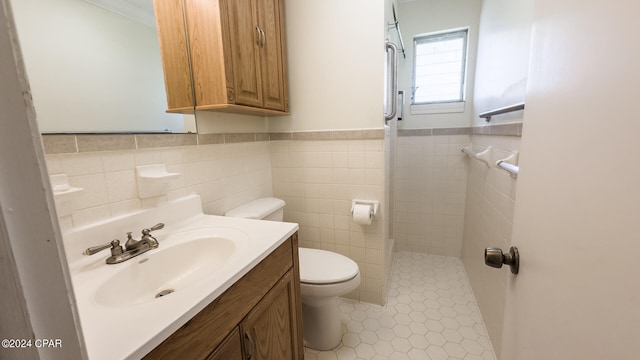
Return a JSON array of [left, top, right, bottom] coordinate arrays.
[[149, 223, 165, 231], [142, 223, 164, 236], [109, 239, 124, 256], [83, 239, 122, 256]]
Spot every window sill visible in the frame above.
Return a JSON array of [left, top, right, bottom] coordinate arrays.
[[411, 101, 465, 115]]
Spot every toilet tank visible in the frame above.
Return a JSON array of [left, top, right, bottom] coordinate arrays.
[[224, 198, 286, 221]]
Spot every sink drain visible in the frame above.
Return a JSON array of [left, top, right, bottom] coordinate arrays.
[[155, 289, 175, 298]]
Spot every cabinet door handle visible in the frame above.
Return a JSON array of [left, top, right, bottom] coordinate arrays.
[[244, 331, 255, 359], [255, 26, 261, 46], [255, 26, 265, 47]]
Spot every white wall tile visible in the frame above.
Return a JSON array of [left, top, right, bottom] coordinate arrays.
[[71, 205, 110, 227], [105, 170, 137, 202], [333, 152, 349, 168], [102, 152, 136, 172], [45, 155, 63, 174], [270, 139, 387, 304], [60, 153, 104, 175], [48, 142, 273, 230], [460, 135, 520, 357], [394, 135, 470, 257], [109, 199, 142, 217], [69, 173, 109, 209], [134, 149, 163, 165]]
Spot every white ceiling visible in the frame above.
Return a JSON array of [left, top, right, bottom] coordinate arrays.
[[83, 0, 156, 28]]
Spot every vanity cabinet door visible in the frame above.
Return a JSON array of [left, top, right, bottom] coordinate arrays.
[[241, 269, 301, 360], [206, 327, 243, 360]]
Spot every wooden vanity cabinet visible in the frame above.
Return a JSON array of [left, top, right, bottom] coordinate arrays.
[[144, 233, 303, 360], [153, 0, 289, 116]]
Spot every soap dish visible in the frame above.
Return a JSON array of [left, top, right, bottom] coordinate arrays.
[[50, 174, 83, 216], [136, 164, 180, 198]]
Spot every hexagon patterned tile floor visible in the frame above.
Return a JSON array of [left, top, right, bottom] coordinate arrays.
[[303, 251, 496, 360]]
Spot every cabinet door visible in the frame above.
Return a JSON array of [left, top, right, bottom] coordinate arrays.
[[153, 0, 194, 113], [241, 270, 301, 360], [226, 0, 264, 108], [256, 0, 287, 111], [206, 327, 243, 360]]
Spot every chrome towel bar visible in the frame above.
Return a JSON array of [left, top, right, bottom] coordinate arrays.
[[479, 102, 525, 122]]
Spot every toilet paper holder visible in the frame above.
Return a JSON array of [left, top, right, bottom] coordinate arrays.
[[351, 200, 379, 218]]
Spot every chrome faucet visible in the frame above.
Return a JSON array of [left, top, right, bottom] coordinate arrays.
[[83, 223, 165, 264], [125, 223, 164, 251]]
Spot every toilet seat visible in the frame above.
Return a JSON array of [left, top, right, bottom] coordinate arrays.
[[299, 248, 359, 285]]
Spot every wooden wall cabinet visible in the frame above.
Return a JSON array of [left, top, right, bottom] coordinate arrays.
[[144, 234, 303, 360], [154, 0, 289, 116]]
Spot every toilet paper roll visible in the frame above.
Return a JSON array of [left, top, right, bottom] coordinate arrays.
[[352, 204, 373, 225]]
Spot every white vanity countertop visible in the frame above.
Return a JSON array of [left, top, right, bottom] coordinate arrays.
[[64, 195, 298, 360]]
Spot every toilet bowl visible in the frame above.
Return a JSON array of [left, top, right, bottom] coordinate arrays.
[[298, 247, 360, 350], [225, 198, 361, 350]]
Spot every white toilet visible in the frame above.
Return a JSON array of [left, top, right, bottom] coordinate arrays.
[[225, 198, 361, 350]]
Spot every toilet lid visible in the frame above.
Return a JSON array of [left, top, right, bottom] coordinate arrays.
[[298, 248, 359, 285], [224, 198, 285, 219]]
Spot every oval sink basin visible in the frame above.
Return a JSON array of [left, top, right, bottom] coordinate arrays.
[[94, 228, 247, 307]]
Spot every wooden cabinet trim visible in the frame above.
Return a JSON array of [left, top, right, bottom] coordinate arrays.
[[196, 103, 289, 116]]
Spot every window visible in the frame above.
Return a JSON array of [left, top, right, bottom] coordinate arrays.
[[412, 29, 468, 107]]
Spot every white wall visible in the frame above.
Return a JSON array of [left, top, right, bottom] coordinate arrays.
[[396, 0, 483, 129], [12, 0, 193, 133], [0, 1, 85, 358], [472, 0, 533, 126], [195, 112, 269, 134], [268, 0, 385, 132]]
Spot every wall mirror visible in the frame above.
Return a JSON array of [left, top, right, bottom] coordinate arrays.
[[12, 0, 196, 134]]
